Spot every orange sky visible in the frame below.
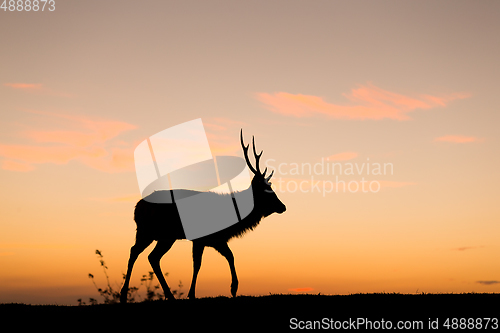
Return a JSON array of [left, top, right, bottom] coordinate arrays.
[[1, 1, 500, 305]]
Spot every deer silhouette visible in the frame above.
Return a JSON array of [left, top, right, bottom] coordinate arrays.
[[120, 130, 286, 303]]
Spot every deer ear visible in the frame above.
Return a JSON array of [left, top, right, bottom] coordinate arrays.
[[265, 170, 274, 183], [262, 167, 268, 178]]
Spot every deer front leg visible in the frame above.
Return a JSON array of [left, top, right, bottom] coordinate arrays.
[[121, 237, 153, 303], [148, 239, 176, 301], [188, 242, 205, 299], [213, 242, 238, 297]]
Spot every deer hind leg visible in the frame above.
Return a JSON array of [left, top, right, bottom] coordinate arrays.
[[148, 238, 176, 300], [121, 234, 153, 304], [213, 242, 239, 297], [188, 242, 205, 299]]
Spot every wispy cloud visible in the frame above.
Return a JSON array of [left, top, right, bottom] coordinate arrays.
[[4, 83, 42, 90], [453, 246, 484, 251], [204, 117, 245, 131], [0, 111, 137, 173], [4, 83, 74, 97], [256, 83, 470, 121], [0, 144, 106, 165], [24, 123, 135, 147], [434, 135, 484, 143], [288, 287, 314, 292], [1, 160, 36, 172], [203, 117, 247, 155], [476, 280, 500, 285], [0, 116, 248, 173]]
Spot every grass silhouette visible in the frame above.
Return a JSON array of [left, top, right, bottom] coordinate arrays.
[[78, 249, 183, 305]]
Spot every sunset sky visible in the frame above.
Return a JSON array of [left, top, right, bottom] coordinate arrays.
[[1, 1, 499, 305]]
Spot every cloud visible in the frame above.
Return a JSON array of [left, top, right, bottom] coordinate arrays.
[[454, 246, 484, 251], [1, 160, 35, 172], [23, 110, 136, 143], [76, 146, 136, 173], [256, 83, 470, 120], [434, 135, 484, 143], [476, 281, 500, 285], [4, 83, 74, 97], [327, 152, 358, 161], [203, 117, 247, 155], [0, 111, 137, 173], [24, 122, 136, 147], [288, 287, 314, 292], [0, 144, 107, 165], [4, 83, 42, 90], [204, 117, 245, 131]]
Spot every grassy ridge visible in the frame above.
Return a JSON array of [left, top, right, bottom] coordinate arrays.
[[2, 293, 499, 330]]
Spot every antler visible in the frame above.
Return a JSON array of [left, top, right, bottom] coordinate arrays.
[[240, 129, 263, 175], [240, 129, 275, 185], [251, 136, 263, 174]]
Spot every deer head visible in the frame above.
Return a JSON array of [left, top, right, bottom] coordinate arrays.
[[240, 130, 286, 217]]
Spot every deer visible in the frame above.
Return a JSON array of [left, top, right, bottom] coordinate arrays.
[[120, 130, 286, 303]]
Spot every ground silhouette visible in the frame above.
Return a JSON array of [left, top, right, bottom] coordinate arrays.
[[2, 293, 499, 330]]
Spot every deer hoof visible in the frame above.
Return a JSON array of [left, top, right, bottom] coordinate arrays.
[[231, 282, 238, 297], [120, 291, 128, 304]]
